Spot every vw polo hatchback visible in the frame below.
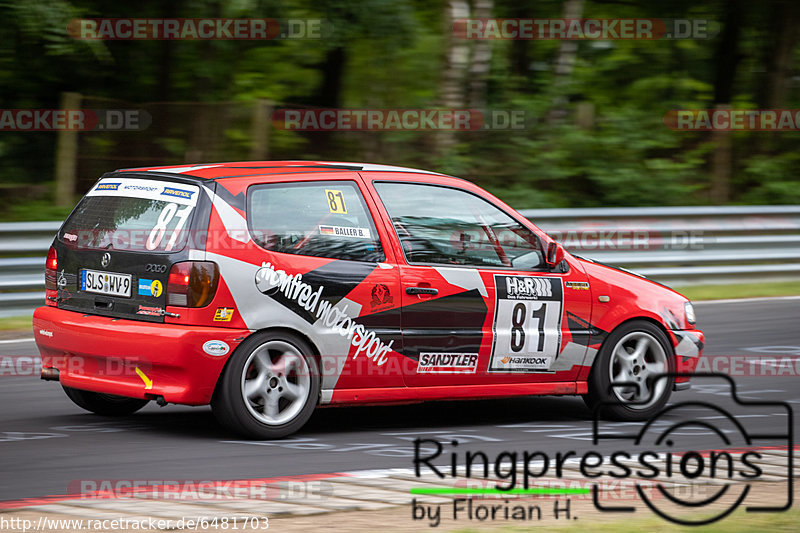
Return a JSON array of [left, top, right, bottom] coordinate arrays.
[[34, 161, 704, 438]]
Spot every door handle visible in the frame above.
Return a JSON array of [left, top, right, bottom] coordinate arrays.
[[406, 286, 438, 295]]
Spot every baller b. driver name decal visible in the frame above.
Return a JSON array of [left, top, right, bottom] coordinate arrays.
[[489, 275, 563, 372]]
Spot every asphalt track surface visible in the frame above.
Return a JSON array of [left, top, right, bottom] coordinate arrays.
[[0, 298, 797, 503]]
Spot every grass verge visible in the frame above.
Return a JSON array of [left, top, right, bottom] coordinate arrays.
[[672, 281, 800, 301], [0, 315, 32, 332]]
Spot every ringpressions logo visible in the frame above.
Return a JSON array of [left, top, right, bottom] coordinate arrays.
[[410, 374, 793, 526]]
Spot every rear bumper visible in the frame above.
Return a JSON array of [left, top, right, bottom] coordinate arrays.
[[33, 306, 251, 405]]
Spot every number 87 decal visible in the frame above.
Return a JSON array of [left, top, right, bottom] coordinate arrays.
[[146, 203, 192, 251], [490, 275, 563, 372]]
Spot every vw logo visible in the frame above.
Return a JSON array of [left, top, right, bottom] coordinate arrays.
[[101, 253, 111, 268]]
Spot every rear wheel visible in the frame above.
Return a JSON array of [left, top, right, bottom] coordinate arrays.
[[211, 331, 320, 439], [583, 320, 674, 420], [62, 386, 150, 416]]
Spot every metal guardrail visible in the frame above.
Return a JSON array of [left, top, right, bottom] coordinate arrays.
[[0, 222, 60, 317], [520, 205, 800, 287], [1, 206, 799, 317]]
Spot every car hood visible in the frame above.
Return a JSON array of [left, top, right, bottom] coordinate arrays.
[[574, 255, 693, 331]]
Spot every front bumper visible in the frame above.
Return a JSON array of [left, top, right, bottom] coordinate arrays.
[[33, 306, 251, 405], [671, 328, 705, 385]]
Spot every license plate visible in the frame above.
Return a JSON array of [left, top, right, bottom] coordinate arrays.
[[81, 269, 132, 298]]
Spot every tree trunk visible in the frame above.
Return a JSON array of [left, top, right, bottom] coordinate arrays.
[[548, 0, 583, 123], [436, 0, 471, 155], [55, 92, 81, 207], [468, 0, 494, 110], [758, 0, 800, 110], [312, 46, 346, 156], [709, 0, 744, 204]]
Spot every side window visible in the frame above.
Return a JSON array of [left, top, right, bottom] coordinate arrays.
[[248, 181, 384, 262], [374, 182, 543, 269]]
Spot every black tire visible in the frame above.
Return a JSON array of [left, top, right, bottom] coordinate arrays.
[[211, 331, 320, 439], [62, 386, 150, 416], [583, 320, 675, 421]]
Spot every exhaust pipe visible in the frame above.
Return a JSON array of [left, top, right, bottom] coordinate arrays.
[[41, 367, 60, 381], [146, 393, 168, 407]]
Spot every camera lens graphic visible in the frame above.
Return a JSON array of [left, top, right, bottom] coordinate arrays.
[[632, 403, 753, 526]]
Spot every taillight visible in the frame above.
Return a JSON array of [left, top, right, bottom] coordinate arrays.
[[167, 261, 219, 308], [45, 246, 58, 306]]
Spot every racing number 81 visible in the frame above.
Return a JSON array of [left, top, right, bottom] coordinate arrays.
[[511, 301, 547, 352], [325, 189, 347, 214]]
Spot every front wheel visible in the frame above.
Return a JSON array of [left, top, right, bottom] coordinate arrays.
[[211, 332, 320, 439], [62, 386, 150, 416], [583, 320, 674, 420]]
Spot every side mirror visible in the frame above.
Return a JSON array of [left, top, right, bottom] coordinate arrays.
[[545, 241, 565, 269]]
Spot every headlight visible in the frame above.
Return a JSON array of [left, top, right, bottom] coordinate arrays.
[[684, 301, 696, 326]]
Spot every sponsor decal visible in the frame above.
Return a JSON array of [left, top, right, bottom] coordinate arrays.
[[498, 355, 552, 370], [123, 184, 158, 192], [38, 329, 53, 338], [213, 307, 235, 322], [503, 276, 553, 298], [87, 178, 199, 207], [489, 275, 563, 372], [136, 305, 163, 316], [138, 278, 163, 297], [370, 283, 393, 310], [318, 225, 372, 239], [63, 232, 78, 242], [254, 262, 395, 366], [417, 352, 478, 374], [565, 281, 590, 290], [161, 187, 196, 200], [202, 340, 230, 356]]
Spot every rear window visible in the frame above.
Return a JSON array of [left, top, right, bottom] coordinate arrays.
[[60, 177, 200, 253], [248, 181, 384, 262]]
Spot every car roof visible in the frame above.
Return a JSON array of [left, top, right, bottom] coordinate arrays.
[[114, 161, 454, 181]]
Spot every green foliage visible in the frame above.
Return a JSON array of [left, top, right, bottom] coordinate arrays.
[[0, 0, 798, 209]]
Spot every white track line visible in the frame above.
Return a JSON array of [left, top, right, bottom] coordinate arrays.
[[0, 338, 34, 345], [694, 295, 800, 305]]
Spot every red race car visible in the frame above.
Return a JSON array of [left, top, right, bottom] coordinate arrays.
[[34, 162, 703, 438]]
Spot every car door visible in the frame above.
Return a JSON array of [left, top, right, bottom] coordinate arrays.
[[366, 177, 593, 387], [216, 175, 404, 393]]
